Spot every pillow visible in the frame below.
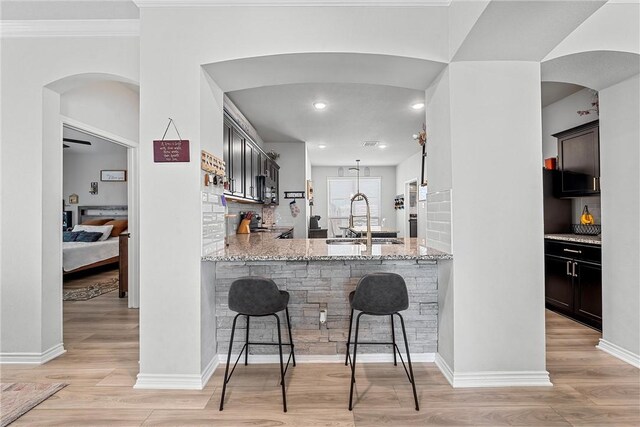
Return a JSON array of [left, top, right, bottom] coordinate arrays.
[[105, 219, 128, 237], [81, 218, 114, 226], [74, 231, 103, 242], [63, 231, 82, 242], [72, 224, 114, 241]]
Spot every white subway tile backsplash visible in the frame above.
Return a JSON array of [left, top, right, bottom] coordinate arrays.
[[426, 189, 452, 254]]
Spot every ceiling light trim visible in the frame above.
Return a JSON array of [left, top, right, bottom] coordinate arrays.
[[133, 0, 450, 7], [1, 19, 140, 38]]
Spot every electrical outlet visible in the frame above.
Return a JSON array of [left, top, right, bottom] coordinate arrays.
[[319, 309, 327, 324]]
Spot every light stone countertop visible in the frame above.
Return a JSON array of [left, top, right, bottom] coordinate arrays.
[[202, 231, 452, 262], [545, 234, 601, 245]]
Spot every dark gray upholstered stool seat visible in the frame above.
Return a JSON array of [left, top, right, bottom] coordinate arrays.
[[219, 276, 295, 412], [345, 273, 419, 411]]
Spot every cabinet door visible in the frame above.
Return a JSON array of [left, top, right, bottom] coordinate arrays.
[[244, 142, 254, 199], [545, 255, 574, 312], [559, 126, 599, 195], [574, 261, 602, 327], [223, 123, 231, 184], [231, 129, 244, 195]]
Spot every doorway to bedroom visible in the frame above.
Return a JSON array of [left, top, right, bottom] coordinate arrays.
[[62, 124, 132, 306]]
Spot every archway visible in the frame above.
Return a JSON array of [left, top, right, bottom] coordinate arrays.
[[42, 72, 140, 363]]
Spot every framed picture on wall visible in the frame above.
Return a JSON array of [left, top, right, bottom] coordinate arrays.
[[101, 170, 127, 182]]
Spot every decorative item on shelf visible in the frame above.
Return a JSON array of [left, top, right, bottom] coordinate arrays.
[[69, 194, 79, 204], [544, 157, 557, 170], [577, 90, 599, 117], [266, 150, 280, 161], [89, 182, 98, 195]]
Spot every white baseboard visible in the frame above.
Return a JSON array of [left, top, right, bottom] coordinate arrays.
[[134, 356, 220, 390], [597, 339, 640, 368], [217, 352, 435, 365], [435, 353, 552, 388], [434, 353, 454, 384], [0, 343, 66, 364]]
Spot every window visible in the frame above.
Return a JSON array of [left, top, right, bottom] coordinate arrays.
[[327, 177, 381, 237]]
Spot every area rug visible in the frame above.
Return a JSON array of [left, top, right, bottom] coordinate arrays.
[[1, 383, 67, 426], [63, 278, 119, 301]]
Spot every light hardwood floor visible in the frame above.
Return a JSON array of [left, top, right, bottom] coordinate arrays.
[[1, 287, 638, 426]]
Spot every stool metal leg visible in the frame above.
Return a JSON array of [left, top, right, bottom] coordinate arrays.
[[285, 307, 296, 367], [245, 315, 250, 366], [391, 314, 397, 366], [274, 313, 287, 412], [345, 307, 354, 366], [348, 312, 364, 411], [397, 313, 419, 411], [219, 313, 240, 411]]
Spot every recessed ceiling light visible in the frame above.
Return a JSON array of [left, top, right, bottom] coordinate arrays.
[[411, 102, 425, 110], [313, 102, 327, 110], [318, 144, 327, 149], [379, 144, 387, 149]]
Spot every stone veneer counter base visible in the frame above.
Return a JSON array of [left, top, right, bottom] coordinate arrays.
[[202, 235, 452, 262], [209, 259, 440, 357]]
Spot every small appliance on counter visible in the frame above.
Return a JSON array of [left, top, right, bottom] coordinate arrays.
[[309, 215, 321, 230]]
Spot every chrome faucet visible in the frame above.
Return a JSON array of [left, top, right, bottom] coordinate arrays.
[[349, 192, 372, 250]]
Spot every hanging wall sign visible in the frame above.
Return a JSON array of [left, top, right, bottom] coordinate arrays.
[[153, 140, 190, 162], [153, 118, 190, 163]]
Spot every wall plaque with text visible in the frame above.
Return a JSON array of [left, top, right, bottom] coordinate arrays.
[[153, 140, 190, 163]]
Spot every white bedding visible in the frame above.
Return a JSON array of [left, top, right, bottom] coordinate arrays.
[[63, 237, 119, 272]]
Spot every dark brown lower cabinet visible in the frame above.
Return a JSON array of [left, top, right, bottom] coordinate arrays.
[[545, 240, 602, 331]]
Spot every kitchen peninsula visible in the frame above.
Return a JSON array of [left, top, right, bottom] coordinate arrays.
[[203, 230, 452, 358]]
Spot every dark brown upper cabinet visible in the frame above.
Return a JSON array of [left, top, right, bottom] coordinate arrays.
[[222, 111, 279, 204], [554, 120, 600, 198]]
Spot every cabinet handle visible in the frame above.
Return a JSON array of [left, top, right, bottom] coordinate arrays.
[[563, 248, 582, 254], [566, 260, 571, 276], [572, 261, 578, 277], [593, 177, 597, 191]]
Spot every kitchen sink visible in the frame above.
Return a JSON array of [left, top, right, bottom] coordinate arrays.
[[325, 238, 403, 245]]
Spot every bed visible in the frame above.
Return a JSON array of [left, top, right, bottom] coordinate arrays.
[[63, 205, 129, 297]]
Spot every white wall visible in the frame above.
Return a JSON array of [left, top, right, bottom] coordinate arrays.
[[311, 165, 396, 236], [264, 142, 308, 238], [61, 81, 139, 143], [428, 62, 548, 383], [63, 149, 128, 226], [395, 150, 421, 238], [1, 35, 139, 360], [599, 74, 640, 360], [134, 5, 450, 387], [541, 87, 599, 160]]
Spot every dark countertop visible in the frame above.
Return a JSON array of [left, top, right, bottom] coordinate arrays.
[[203, 233, 452, 262], [545, 233, 601, 245]]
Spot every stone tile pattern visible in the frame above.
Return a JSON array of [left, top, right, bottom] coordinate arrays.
[[544, 234, 601, 245], [213, 259, 438, 356], [426, 190, 452, 254]]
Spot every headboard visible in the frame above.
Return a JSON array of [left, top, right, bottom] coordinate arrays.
[[78, 205, 128, 224]]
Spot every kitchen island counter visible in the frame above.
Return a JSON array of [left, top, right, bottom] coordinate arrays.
[[203, 235, 451, 358], [202, 234, 452, 262]]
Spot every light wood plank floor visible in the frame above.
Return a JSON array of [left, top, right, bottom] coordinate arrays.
[[2, 287, 638, 426]]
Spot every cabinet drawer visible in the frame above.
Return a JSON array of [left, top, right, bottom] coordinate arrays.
[[545, 240, 601, 264]]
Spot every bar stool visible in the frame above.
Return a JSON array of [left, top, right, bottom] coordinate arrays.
[[219, 276, 296, 412], [345, 272, 419, 411]]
